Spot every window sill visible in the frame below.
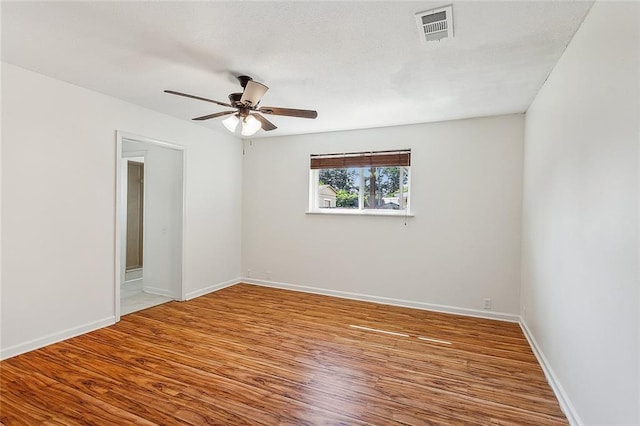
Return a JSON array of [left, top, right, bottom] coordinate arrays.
[[306, 209, 414, 217]]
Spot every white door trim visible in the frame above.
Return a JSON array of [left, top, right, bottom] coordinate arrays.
[[115, 131, 187, 322]]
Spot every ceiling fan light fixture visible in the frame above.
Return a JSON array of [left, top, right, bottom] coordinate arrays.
[[241, 115, 261, 136], [240, 80, 269, 106], [222, 114, 240, 132]]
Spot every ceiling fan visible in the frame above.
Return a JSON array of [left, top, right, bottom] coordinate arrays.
[[164, 75, 318, 136]]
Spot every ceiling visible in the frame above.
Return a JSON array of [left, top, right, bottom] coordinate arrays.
[[1, 1, 593, 138]]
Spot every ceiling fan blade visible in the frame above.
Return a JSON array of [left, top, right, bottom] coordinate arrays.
[[164, 90, 233, 108], [240, 80, 269, 106], [192, 110, 236, 121], [252, 113, 277, 131], [258, 106, 318, 119]]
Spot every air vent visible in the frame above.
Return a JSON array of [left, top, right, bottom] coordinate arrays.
[[415, 5, 453, 43]]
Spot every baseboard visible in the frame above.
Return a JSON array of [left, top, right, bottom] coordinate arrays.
[[184, 277, 241, 300], [122, 279, 142, 292], [242, 278, 520, 322], [519, 320, 582, 426], [143, 286, 176, 298], [0, 316, 115, 360]]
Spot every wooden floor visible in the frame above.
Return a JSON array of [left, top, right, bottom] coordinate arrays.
[[1, 284, 567, 425]]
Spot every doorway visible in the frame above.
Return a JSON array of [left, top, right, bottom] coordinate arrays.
[[115, 132, 185, 321]]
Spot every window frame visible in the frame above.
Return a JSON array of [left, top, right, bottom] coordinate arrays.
[[307, 150, 412, 217]]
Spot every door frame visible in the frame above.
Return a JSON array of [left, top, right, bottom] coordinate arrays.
[[115, 131, 187, 322]]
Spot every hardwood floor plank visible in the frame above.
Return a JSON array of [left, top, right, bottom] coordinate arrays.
[[1, 283, 567, 425], [0, 389, 67, 426], [1, 365, 155, 425], [4, 350, 212, 425], [77, 336, 379, 425], [37, 343, 310, 425], [47, 338, 365, 425]]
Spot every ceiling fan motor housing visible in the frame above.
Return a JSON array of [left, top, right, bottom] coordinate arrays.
[[228, 92, 243, 105], [237, 75, 253, 88]]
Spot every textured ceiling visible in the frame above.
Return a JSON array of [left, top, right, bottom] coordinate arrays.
[[1, 1, 593, 138]]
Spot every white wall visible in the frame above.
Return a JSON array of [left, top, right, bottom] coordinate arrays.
[[242, 114, 524, 316], [521, 2, 639, 424], [1, 63, 242, 358]]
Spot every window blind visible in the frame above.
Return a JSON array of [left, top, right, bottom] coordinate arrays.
[[310, 149, 411, 170]]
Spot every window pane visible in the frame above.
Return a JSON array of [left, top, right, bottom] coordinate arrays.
[[364, 167, 406, 210], [315, 165, 409, 211], [318, 167, 359, 208]]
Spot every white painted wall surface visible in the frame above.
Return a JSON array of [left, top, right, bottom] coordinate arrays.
[[521, 2, 639, 424], [141, 144, 183, 297], [242, 115, 524, 315], [1, 63, 242, 358]]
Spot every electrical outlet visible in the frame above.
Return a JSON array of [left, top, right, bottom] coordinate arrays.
[[266, 270, 272, 280], [483, 298, 492, 310], [247, 269, 252, 278]]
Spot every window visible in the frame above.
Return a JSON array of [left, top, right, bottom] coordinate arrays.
[[309, 150, 411, 215]]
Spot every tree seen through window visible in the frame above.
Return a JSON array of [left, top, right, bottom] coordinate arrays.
[[319, 166, 408, 209]]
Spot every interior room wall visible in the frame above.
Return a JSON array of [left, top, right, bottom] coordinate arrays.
[[1, 63, 242, 358], [242, 114, 524, 317], [521, 2, 639, 424]]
